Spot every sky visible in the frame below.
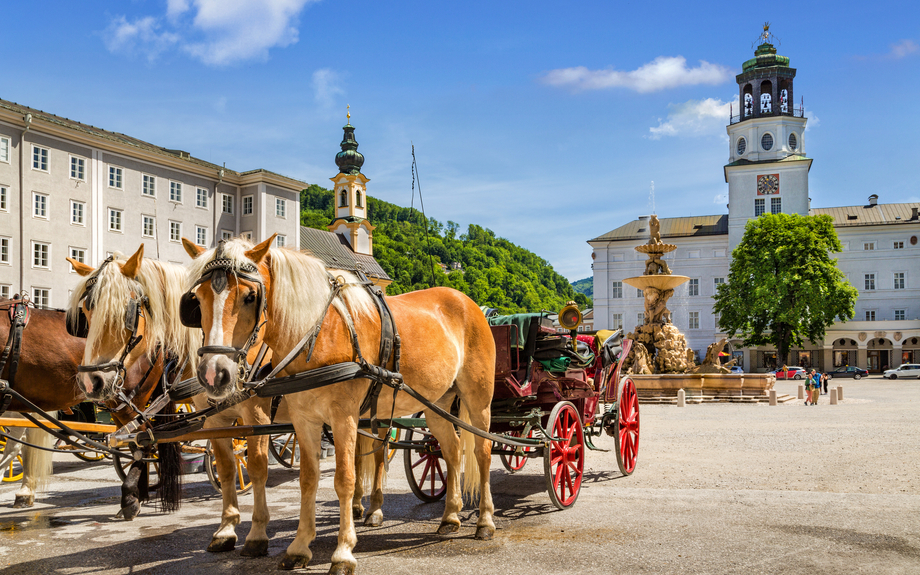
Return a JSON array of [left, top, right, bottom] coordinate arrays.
[[2, 1, 918, 281]]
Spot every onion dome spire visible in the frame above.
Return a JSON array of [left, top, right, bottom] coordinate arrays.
[[335, 105, 364, 175]]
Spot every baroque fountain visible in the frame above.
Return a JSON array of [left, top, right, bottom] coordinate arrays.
[[618, 215, 776, 402]]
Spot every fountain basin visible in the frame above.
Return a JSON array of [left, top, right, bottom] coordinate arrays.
[[624, 275, 690, 291], [635, 243, 677, 255], [628, 373, 776, 401]]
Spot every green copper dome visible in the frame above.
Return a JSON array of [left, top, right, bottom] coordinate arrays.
[[335, 123, 364, 175], [742, 43, 791, 72]]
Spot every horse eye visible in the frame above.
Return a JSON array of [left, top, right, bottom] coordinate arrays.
[[244, 292, 257, 304]]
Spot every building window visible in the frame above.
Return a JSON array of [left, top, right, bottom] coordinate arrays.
[[242, 195, 253, 215], [754, 198, 765, 217], [865, 310, 876, 321], [688, 311, 699, 330], [33, 192, 48, 218], [688, 278, 699, 296], [108, 166, 123, 189], [0, 186, 7, 211], [356, 191, 363, 208], [864, 242, 875, 251], [611, 313, 623, 330], [771, 197, 782, 214], [241, 231, 253, 241], [275, 197, 286, 218], [713, 249, 726, 257], [196, 187, 207, 208], [71, 200, 84, 225], [611, 281, 623, 299], [895, 309, 906, 321], [169, 220, 181, 242], [32, 146, 49, 171], [894, 272, 905, 290], [32, 242, 50, 268], [0, 285, 9, 298], [276, 235, 286, 248], [714, 277, 725, 290], [32, 288, 50, 308], [864, 273, 875, 290], [142, 215, 156, 238], [893, 241, 904, 249], [761, 132, 773, 151], [69, 247, 86, 267], [196, 226, 207, 246], [221, 230, 233, 240], [70, 156, 85, 180], [339, 190, 348, 207], [0, 137, 9, 163], [637, 312, 644, 326], [688, 250, 700, 258], [142, 174, 156, 197], [637, 288, 643, 298], [714, 311, 721, 328], [222, 194, 234, 214], [109, 208, 123, 232], [170, 181, 182, 203], [0, 237, 10, 264]]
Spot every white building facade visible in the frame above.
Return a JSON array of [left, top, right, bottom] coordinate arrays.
[[0, 99, 304, 309], [589, 41, 920, 373]]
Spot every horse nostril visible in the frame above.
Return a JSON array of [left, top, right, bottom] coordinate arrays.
[[88, 373, 105, 395]]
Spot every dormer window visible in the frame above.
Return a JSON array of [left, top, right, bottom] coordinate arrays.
[[356, 190, 363, 208], [339, 189, 348, 207]]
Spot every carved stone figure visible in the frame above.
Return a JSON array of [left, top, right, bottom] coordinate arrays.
[[695, 338, 732, 374], [643, 287, 673, 325], [644, 255, 671, 276], [648, 214, 662, 245]]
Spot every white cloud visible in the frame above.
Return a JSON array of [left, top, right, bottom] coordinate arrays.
[[805, 113, 819, 131], [312, 69, 345, 108], [713, 193, 728, 204], [890, 39, 919, 59], [648, 97, 735, 140], [103, 0, 317, 66], [541, 56, 731, 93], [103, 16, 180, 63]]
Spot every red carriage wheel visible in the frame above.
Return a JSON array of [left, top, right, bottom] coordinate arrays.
[[615, 377, 640, 476], [500, 428, 536, 473], [402, 414, 446, 503], [543, 401, 584, 510]]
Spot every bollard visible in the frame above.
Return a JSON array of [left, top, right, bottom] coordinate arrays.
[[677, 388, 686, 407], [830, 388, 837, 405], [797, 384, 805, 400], [769, 389, 777, 406], [837, 385, 843, 401]]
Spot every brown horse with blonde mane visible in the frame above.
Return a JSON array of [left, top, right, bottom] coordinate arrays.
[[183, 235, 496, 574]]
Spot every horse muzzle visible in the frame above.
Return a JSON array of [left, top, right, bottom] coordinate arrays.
[[197, 352, 239, 400]]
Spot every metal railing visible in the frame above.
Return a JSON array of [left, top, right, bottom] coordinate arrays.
[[730, 107, 805, 125]]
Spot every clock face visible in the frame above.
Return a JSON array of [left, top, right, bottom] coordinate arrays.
[[757, 174, 780, 195]]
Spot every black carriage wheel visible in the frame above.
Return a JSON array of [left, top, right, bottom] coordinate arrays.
[[614, 377, 640, 476], [113, 451, 161, 491], [206, 438, 253, 495], [543, 401, 585, 510], [402, 413, 446, 503], [269, 432, 300, 469]]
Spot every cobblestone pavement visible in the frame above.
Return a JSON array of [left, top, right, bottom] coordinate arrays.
[[2, 376, 919, 574]]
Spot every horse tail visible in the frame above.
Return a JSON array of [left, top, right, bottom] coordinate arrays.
[[355, 432, 376, 495], [156, 441, 183, 512], [459, 403, 480, 500], [23, 415, 56, 492]]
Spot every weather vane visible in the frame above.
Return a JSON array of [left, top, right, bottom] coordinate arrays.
[[347, 104, 351, 124], [753, 22, 780, 48]]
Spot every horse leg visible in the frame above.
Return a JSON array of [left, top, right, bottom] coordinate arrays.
[[14, 426, 50, 508], [240, 399, 272, 557], [119, 448, 146, 520], [351, 442, 366, 520], [207, 435, 242, 552], [362, 432, 388, 527], [328, 415, 360, 575], [425, 413, 464, 535], [462, 402, 496, 540], [279, 420, 322, 571]]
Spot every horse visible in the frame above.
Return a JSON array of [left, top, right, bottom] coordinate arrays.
[[184, 235, 496, 574], [66, 246, 277, 555], [0, 298, 172, 511]]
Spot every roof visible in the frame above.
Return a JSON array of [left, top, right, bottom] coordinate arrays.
[[299, 226, 390, 280], [589, 215, 728, 243], [810, 203, 920, 228], [0, 98, 306, 186]]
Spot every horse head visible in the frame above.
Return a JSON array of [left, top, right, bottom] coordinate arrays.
[[183, 235, 274, 402]]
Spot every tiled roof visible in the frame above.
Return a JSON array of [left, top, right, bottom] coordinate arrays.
[[299, 226, 390, 281], [810, 203, 920, 228], [589, 214, 728, 243]]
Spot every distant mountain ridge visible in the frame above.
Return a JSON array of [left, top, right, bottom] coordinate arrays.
[[571, 277, 593, 299]]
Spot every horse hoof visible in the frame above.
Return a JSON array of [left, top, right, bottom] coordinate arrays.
[[279, 554, 310, 570], [207, 536, 237, 553], [120, 500, 140, 521], [364, 512, 383, 527], [240, 539, 269, 557], [475, 526, 495, 540], [352, 506, 364, 520], [437, 521, 460, 535], [329, 562, 355, 575], [13, 495, 34, 508]]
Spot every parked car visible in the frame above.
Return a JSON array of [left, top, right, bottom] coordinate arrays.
[[729, 366, 744, 374], [826, 366, 869, 380], [772, 366, 806, 380], [883, 364, 920, 379]]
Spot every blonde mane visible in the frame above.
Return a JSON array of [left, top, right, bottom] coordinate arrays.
[[68, 254, 199, 367], [186, 238, 377, 347]]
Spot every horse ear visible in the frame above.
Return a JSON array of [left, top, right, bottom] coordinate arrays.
[[182, 237, 206, 259], [119, 244, 144, 279], [244, 234, 276, 266], [66, 257, 95, 277]]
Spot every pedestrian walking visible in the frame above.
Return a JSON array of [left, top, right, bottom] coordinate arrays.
[[810, 370, 821, 405], [822, 372, 829, 394]]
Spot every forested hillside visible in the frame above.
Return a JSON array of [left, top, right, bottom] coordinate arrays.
[[571, 277, 593, 299], [301, 185, 587, 314]]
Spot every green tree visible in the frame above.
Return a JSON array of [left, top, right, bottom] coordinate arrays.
[[713, 213, 858, 366]]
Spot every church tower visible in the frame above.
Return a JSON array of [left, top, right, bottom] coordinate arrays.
[[725, 25, 812, 251], [328, 108, 376, 256]]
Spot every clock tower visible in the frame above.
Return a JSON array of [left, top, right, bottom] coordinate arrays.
[[725, 25, 812, 251], [328, 109, 376, 256]]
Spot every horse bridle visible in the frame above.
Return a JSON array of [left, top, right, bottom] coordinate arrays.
[[180, 241, 267, 382]]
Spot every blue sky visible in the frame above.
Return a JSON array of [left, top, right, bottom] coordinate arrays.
[[3, 1, 918, 281]]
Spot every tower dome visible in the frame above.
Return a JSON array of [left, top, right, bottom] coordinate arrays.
[[335, 119, 364, 175]]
